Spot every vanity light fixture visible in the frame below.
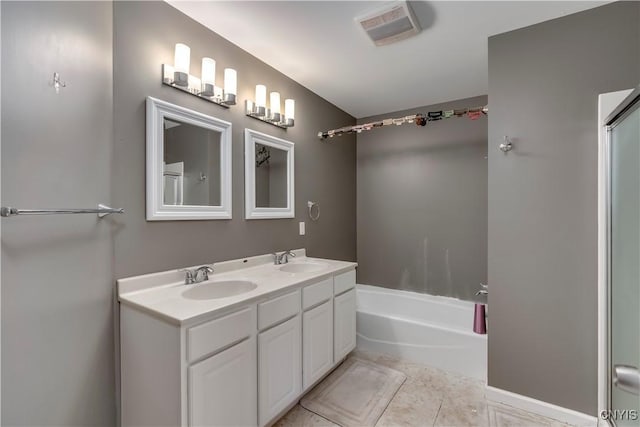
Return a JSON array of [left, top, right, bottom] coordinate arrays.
[[245, 85, 295, 129], [162, 43, 237, 108]]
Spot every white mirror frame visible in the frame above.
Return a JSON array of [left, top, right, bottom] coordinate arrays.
[[146, 96, 232, 220], [244, 128, 295, 219]]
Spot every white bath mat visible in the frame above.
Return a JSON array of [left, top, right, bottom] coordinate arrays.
[[300, 358, 406, 427]]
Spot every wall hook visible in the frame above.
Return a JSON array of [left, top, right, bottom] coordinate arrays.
[[53, 72, 66, 93], [499, 136, 513, 153]]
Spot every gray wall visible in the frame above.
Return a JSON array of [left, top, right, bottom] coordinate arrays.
[[1, 1, 356, 425], [357, 96, 488, 301], [113, 1, 357, 280], [488, 1, 640, 415], [1, 1, 115, 425]]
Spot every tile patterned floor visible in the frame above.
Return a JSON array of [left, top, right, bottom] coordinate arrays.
[[274, 350, 575, 427]]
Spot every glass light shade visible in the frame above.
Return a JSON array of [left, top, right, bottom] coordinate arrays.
[[256, 85, 267, 108], [270, 92, 281, 114], [201, 57, 216, 86], [174, 43, 190, 74], [224, 68, 237, 95], [285, 99, 295, 120]]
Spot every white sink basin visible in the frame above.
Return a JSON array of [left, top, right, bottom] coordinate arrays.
[[279, 262, 328, 274], [182, 280, 258, 300]]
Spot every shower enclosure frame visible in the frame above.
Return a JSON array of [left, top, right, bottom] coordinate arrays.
[[597, 86, 639, 426]]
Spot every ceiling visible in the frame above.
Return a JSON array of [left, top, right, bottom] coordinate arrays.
[[167, 1, 608, 118]]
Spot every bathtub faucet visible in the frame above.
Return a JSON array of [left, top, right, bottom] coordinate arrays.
[[475, 283, 488, 296]]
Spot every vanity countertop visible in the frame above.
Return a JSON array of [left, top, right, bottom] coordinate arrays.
[[118, 250, 357, 326]]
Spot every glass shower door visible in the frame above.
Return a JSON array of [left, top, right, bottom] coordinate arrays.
[[609, 91, 640, 426]]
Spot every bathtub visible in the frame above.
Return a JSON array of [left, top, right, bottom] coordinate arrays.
[[356, 284, 487, 380]]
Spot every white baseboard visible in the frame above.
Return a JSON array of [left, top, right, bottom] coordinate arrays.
[[486, 386, 598, 427]]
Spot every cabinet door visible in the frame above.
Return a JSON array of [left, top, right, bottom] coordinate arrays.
[[334, 288, 356, 362], [189, 336, 257, 427], [258, 315, 302, 427], [303, 300, 334, 390]]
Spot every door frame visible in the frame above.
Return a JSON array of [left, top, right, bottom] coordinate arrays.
[[597, 87, 637, 425]]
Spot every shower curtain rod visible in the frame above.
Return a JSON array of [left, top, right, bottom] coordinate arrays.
[[317, 105, 488, 140]]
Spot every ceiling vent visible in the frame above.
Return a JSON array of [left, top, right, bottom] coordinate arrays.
[[356, 1, 421, 46]]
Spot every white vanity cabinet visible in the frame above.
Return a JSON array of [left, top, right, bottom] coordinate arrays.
[[120, 304, 258, 427], [119, 256, 357, 427]]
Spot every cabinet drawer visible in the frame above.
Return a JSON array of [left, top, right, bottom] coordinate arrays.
[[334, 270, 356, 296], [258, 289, 300, 331], [302, 278, 333, 310], [187, 307, 254, 363]]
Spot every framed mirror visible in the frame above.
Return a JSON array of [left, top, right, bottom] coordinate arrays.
[[146, 96, 232, 220], [244, 129, 295, 219]]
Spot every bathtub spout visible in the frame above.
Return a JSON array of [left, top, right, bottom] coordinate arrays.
[[473, 303, 487, 334]]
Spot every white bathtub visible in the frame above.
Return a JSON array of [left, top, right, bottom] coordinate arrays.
[[356, 284, 487, 380]]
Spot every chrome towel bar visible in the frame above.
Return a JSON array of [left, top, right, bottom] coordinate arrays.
[[0, 204, 124, 218]]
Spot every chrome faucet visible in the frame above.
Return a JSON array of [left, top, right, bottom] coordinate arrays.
[[181, 265, 214, 285], [273, 250, 296, 265]]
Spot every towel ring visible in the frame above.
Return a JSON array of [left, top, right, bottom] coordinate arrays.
[[308, 201, 320, 221]]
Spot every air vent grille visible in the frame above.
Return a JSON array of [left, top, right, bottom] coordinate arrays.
[[356, 1, 421, 46]]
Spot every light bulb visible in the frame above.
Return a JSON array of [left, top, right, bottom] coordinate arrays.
[[270, 92, 281, 121], [223, 68, 237, 104], [270, 92, 281, 115], [285, 99, 295, 120], [200, 57, 216, 96], [173, 43, 190, 87], [201, 58, 215, 86], [255, 85, 267, 108], [224, 69, 237, 95], [255, 85, 267, 117], [174, 43, 190, 74]]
